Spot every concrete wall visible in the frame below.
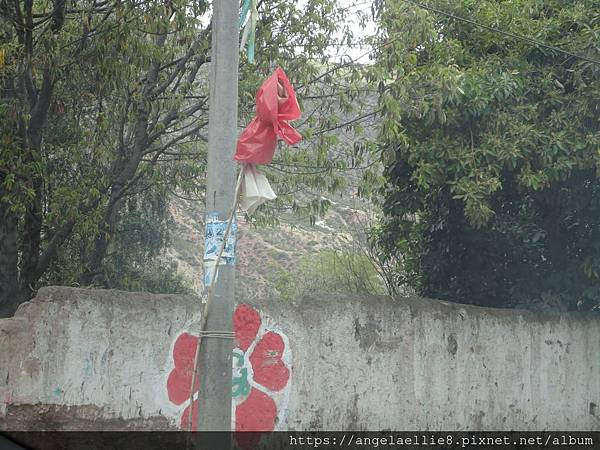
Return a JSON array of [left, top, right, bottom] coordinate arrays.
[[1, 286, 599, 431]]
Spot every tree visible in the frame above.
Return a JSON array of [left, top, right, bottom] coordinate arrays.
[[0, 0, 378, 316], [372, 0, 600, 311], [0, 0, 215, 315]]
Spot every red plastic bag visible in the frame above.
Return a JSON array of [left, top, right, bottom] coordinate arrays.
[[234, 67, 302, 165]]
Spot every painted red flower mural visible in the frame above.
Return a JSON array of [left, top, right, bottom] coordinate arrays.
[[166, 332, 200, 430], [166, 304, 291, 441]]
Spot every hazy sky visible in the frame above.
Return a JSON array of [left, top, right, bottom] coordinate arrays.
[[203, 0, 378, 64], [328, 0, 377, 63]]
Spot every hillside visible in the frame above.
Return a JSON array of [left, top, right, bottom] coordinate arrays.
[[165, 192, 381, 301]]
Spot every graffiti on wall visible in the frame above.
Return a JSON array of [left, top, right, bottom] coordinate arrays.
[[166, 304, 292, 435]]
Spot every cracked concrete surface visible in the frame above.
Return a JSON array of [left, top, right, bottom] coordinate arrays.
[[1, 286, 599, 430]]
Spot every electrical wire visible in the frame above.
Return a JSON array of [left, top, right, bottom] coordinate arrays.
[[403, 0, 600, 66]]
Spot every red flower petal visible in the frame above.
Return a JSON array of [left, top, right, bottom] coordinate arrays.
[[249, 332, 289, 392], [173, 332, 198, 372], [167, 367, 200, 405], [234, 304, 261, 351], [180, 399, 199, 431], [235, 388, 277, 432]]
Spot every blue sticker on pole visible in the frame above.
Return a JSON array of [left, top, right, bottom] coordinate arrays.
[[203, 260, 218, 288], [203, 212, 237, 265]]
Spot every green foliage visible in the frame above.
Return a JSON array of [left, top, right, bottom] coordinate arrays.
[[372, 0, 600, 311], [40, 184, 193, 294], [104, 261, 194, 295], [271, 249, 387, 302], [0, 0, 377, 306]]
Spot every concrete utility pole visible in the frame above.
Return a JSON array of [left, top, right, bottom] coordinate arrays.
[[197, 0, 239, 433]]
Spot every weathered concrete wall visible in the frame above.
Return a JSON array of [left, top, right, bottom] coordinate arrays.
[[1, 286, 599, 431]]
